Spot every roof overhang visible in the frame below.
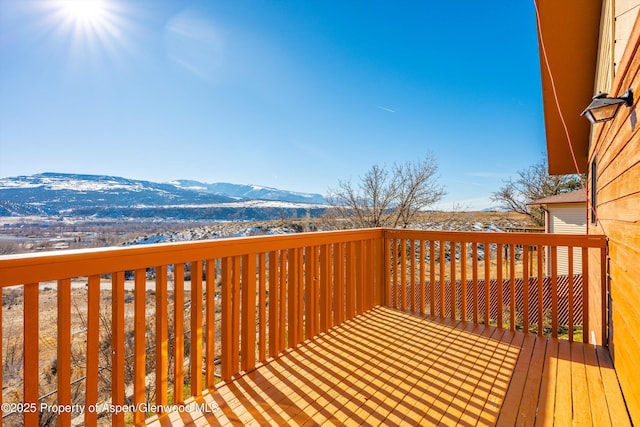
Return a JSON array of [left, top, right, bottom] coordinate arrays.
[[535, 0, 602, 175]]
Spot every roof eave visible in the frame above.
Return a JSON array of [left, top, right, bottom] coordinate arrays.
[[535, 0, 602, 175]]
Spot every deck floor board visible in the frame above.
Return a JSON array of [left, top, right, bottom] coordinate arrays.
[[146, 306, 630, 427]]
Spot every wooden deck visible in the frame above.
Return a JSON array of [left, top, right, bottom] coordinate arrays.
[[146, 305, 630, 426]]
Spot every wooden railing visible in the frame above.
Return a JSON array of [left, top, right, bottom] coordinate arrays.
[[384, 230, 608, 344], [0, 228, 607, 426], [0, 229, 384, 426]]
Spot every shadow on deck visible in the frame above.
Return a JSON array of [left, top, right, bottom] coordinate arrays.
[[146, 306, 630, 426]]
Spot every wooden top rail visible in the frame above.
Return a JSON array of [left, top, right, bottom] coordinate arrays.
[[384, 229, 607, 248], [0, 228, 383, 287], [0, 228, 607, 287]]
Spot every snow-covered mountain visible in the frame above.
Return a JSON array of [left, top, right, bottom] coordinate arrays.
[[169, 180, 325, 204], [0, 173, 326, 219]]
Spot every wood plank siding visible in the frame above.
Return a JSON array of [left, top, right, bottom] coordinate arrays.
[[146, 307, 630, 427], [589, 5, 640, 422]]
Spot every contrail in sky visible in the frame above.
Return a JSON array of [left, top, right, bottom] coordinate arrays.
[[376, 105, 396, 113]]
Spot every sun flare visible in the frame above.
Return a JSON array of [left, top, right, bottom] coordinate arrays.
[[43, 0, 131, 59], [58, 0, 107, 24]]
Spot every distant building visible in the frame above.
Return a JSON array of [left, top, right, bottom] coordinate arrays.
[[529, 190, 587, 275]]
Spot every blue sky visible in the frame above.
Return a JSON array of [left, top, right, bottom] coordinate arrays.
[[0, 0, 545, 209]]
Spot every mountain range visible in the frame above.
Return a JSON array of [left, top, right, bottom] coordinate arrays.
[[0, 173, 326, 220]]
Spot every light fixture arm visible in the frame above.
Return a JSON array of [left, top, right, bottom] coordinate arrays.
[[580, 88, 634, 124]]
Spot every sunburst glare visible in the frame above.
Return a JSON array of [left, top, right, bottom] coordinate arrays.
[[41, 0, 132, 61], [59, 0, 107, 24]]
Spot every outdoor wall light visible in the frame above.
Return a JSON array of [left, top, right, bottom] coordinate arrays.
[[580, 88, 634, 124]]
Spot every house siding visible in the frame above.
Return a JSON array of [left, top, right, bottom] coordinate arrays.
[[548, 204, 586, 276], [589, 7, 640, 423]]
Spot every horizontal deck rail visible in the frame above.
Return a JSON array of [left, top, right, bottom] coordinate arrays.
[[0, 228, 607, 426]]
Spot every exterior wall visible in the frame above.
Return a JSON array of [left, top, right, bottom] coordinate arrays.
[[547, 204, 586, 276], [593, 0, 640, 93], [589, 7, 640, 423], [595, 0, 615, 93], [615, 0, 640, 70]]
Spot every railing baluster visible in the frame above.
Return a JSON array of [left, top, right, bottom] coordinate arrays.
[[242, 255, 256, 370], [112, 271, 125, 425], [600, 246, 607, 346], [430, 241, 435, 316], [335, 243, 345, 324], [57, 278, 71, 426], [174, 263, 185, 403], [472, 243, 478, 324], [384, 238, 391, 308], [497, 243, 503, 328], [439, 241, 445, 317], [232, 257, 241, 374], [297, 248, 305, 340], [287, 250, 298, 348], [258, 253, 267, 362], [24, 283, 39, 426], [410, 239, 416, 313], [268, 251, 278, 358], [346, 242, 355, 320], [328, 244, 336, 326], [85, 276, 100, 425], [133, 269, 146, 426], [310, 246, 318, 333], [278, 251, 286, 351], [400, 239, 407, 311], [510, 244, 516, 331], [221, 258, 233, 380], [355, 241, 364, 316], [450, 241, 456, 320], [388, 239, 394, 309], [461, 242, 467, 321], [367, 239, 375, 310], [420, 240, 426, 315], [537, 247, 544, 336], [522, 246, 530, 334], [583, 248, 590, 344], [304, 247, 314, 339], [205, 259, 217, 386], [484, 243, 491, 326], [362, 240, 369, 311], [551, 247, 558, 338], [155, 266, 168, 411], [191, 260, 204, 393], [320, 245, 329, 332], [568, 248, 574, 342]]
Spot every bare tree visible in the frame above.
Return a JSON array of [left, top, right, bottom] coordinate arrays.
[[490, 159, 583, 226], [327, 154, 446, 228]]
